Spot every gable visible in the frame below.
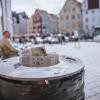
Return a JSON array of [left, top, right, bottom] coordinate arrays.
[[59, 0, 81, 15]]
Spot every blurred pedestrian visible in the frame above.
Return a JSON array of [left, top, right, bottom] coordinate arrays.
[[74, 31, 80, 49]]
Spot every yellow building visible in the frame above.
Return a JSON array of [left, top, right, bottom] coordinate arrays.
[[27, 16, 34, 34]]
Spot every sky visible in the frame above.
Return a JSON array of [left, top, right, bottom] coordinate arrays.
[[12, 0, 82, 17]]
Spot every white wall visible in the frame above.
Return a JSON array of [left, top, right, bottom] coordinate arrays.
[[19, 15, 27, 34], [49, 19, 58, 34], [13, 14, 28, 35], [59, 0, 82, 34], [2, 0, 14, 37], [82, 0, 100, 35], [0, 0, 2, 38]]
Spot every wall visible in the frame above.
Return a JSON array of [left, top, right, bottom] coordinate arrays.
[[82, 0, 100, 36], [2, 0, 14, 37], [59, 0, 82, 35], [0, 0, 2, 38]]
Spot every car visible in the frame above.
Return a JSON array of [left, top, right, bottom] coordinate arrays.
[[64, 36, 69, 42], [35, 37, 44, 44], [43, 36, 59, 44], [94, 35, 100, 42], [43, 36, 52, 44], [50, 37, 59, 44]]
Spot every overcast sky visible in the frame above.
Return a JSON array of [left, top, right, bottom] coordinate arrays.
[[12, 0, 82, 17]]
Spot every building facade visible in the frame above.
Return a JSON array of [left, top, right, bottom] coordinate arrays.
[[48, 14, 59, 34], [32, 9, 49, 35], [32, 10, 43, 34], [32, 9, 59, 36], [82, 0, 100, 36], [59, 0, 82, 36], [27, 16, 33, 34], [13, 12, 28, 35], [0, 0, 3, 38], [0, 0, 13, 37]]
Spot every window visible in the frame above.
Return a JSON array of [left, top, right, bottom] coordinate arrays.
[[66, 16, 69, 20], [72, 8, 75, 11], [72, 15, 75, 19], [43, 26, 46, 29], [33, 27, 36, 29], [83, 1, 86, 8], [71, 0, 74, 4], [85, 18, 88, 22], [86, 10, 88, 14]]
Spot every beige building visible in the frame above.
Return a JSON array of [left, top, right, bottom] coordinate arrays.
[[27, 16, 33, 34], [59, 0, 82, 36]]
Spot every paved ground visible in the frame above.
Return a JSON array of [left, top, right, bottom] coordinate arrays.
[[43, 42, 100, 100], [1, 42, 100, 100]]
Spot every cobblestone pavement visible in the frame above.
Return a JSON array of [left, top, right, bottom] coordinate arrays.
[[44, 42, 100, 100], [85, 66, 100, 100], [1, 42, 100, 100]]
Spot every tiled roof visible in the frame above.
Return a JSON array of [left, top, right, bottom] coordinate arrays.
[[35, 9, 48, 16], [59, 0, 82, 15], [48, 14, 58, 21]]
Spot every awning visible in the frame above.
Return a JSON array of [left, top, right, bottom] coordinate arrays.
[[95, 25, 100, 28]]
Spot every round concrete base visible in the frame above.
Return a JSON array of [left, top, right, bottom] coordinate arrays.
[[0, 56, 85, 100]]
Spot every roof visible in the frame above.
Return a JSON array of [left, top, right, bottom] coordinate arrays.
[[34, 9, 48, 16], [12, 11, 28, 19], [48, 14, 58, 21], [59, 0, 82, 15]]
